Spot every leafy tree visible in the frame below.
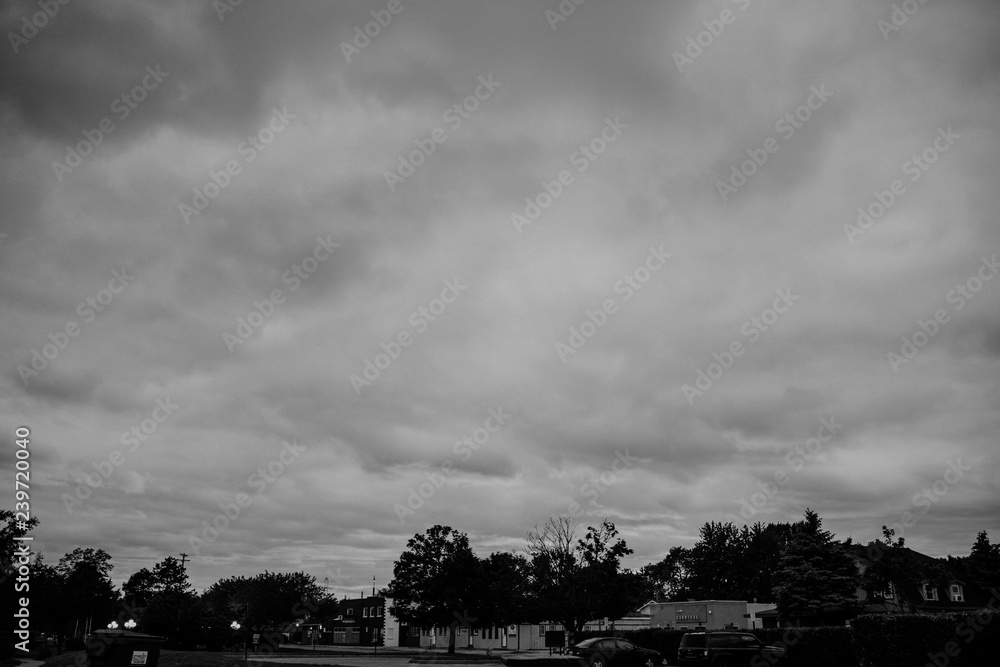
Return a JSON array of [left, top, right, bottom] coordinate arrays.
[[771, 509, 861, 625], [122, 567, 160, 607], [385, 525, 481, 653], [686, 521, 747, 599], [965, 530, 1000, 590], [29, 555, 69, 645], [477, 551, 531, 630], [577, 521, 640, 621], [741, 521, 793, 603], [641, 545, 694, 601], [152, 555, 191, 593], [58, 547, 119, 634], [524, 517, 633, 645], [203, 571, 328, 633]]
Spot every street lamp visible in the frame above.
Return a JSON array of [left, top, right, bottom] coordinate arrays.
[[107, 621, 118, 630], [124, 620, 136, 630], [231, 621, 244, 659]]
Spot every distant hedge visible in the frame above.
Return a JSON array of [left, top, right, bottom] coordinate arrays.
[[852, 610, 1000, 667]]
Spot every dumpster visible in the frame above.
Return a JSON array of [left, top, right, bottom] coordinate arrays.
[[86, 630, 167, 667]]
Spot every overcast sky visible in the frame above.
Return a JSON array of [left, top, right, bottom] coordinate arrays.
[[2, 0, 999, 597]]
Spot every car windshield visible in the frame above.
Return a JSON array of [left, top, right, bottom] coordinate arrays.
[[679, 634, 706, 648]]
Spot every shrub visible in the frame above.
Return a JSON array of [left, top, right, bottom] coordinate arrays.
[[852, 613, 959, 667], [921, 609, 1000, 667]]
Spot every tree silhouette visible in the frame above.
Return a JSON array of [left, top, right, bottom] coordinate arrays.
[[385, 525, 481, 654], [771, 509, 861, 625]]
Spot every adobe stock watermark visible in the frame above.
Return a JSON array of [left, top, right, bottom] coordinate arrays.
[[8, 0, 72, 54], [511, 116, 627, 234], [923, 588, 1000, 667], [62, 398, 180, 514], [383, 74, 501, 192], [544, 0, 589, 31], [51, 65, 169, 182], [349, 277, 467, 394], [179, 106, 296, 224], [751, 627, 802, 667], [716, 83, 833, 202], [555, 245, 672, 363], [726, 416, 842, 522], [881, 458, 972, 541], [887, 254, 998, 372], [566, 449, 637, 519], [672, 0, 755, 73], [340, 0, 414, 62], [17, 267, 135, 386], [223, 236, 339, 352], [682, 287, 799, 404], [393, 407, 511, 522], [844, 125, 959, 244], [189, 439, 307, 554], [878, 0, 933, 41]]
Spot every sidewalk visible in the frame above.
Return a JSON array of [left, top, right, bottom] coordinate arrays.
[[275, 644, 579, 664]]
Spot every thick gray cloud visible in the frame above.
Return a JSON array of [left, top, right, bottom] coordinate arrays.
[[1, 0, 998, 594]]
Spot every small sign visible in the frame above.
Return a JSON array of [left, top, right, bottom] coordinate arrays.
[[253, 633, 261, 643], [130, 650, 148, 665]]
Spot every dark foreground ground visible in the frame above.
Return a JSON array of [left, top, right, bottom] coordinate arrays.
[[20, 644, 580, 667]]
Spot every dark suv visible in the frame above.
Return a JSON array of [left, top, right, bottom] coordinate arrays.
[[677, 631, 785, 666]]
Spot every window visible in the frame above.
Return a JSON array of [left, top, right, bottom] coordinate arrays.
[[410, 627, 420, 637], [363, 607, 369, 618], [346, 608, 354, 616], [708, 635, 741, 648], [922, 583, 939, 601], [539, 625, 546, 636], [950, 584, 964, 602], [473, 628, 479, 636]]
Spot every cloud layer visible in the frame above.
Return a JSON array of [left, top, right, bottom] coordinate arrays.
[[1, 0, 999, 594]]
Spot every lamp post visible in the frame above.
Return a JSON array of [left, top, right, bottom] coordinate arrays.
[[107, 621, 119, 630], [231, 620, 246, 661], [124, 620, 136, 630]]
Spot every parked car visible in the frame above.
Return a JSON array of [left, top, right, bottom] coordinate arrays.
[[565, 637, 663, 667], [677, 631, 786, 666]]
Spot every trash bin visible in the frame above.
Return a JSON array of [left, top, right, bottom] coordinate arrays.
[[86, 630, 167, 667]]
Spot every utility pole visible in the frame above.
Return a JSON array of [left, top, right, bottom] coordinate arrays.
[[179, 553, 189, 568]]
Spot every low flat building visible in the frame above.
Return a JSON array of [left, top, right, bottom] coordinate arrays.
[[637, 600, 774, 631]]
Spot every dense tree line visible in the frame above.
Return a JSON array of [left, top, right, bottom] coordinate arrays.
[[4, 508, 999, 658], [384, 518, 640, 652], [0, 510, 335, 654], [385, 511, 1000, 643]]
